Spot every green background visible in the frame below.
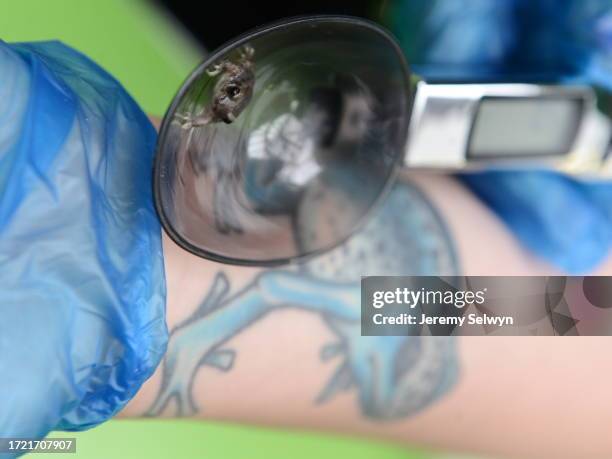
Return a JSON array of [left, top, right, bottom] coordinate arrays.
[[0, 1, 436, 457]]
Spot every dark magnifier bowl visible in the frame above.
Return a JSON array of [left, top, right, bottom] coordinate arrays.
[[154, 15, 412, 266]]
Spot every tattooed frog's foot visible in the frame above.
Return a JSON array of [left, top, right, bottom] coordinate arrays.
[[146, 345, 236, 417], [147, 273, 235, 417]]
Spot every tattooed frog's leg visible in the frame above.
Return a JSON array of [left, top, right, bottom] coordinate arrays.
[[319, 320, 458, 419], [300, 181, 460, 419], [148, 271, 359, 416]]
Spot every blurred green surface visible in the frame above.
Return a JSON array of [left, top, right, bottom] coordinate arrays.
[[0, 0, 201, 116], [48, 421, 424, 459], [1, 1, 431, 458]]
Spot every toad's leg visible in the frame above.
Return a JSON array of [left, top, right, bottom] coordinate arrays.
[[239, 45, 255, 63], [175, 111, 213, 129]]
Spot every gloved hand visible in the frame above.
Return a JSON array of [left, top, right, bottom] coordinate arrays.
[[386, 0, 612, 273], [0, 40, 167, 453]]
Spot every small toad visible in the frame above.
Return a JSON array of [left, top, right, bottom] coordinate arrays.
[[179, 45, 255, 127]]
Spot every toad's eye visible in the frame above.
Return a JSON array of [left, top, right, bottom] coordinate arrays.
[[226, 85, 241, 99]]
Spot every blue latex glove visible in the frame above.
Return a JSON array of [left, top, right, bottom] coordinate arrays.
[[386, 0, 612, 273], [0, 40, 167, 452]]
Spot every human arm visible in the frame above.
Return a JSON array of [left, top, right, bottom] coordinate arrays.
[[3, 25, 611, 459], [121, 171, 612, 459]]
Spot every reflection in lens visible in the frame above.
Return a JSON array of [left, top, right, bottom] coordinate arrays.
[[154, 16, 411, 265]]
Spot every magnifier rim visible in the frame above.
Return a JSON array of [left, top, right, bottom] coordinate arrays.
[[153, 14, 412, 267]]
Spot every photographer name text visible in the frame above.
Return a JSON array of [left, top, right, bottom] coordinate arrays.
[[372, 312, 514, 327]]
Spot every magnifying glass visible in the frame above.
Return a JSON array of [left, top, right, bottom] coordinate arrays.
[[154, 15, 612, 267], [154, 15, 411, 266]]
